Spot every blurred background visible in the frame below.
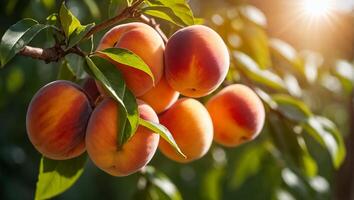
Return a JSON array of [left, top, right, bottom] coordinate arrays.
[[0, 0, 353, 199]]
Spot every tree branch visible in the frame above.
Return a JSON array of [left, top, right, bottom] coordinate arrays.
[[84, 0, 144, 39], [138, 14, 168, 43], [18, 0, 144, 63]]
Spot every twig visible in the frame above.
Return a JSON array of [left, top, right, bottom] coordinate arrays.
[[84, 0, 144, 39], [17, 0, 144, 63], [138, 14, 168, 43]]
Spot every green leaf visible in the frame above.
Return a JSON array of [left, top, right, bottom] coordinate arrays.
[[201, 164, 225, 200], [142, 6, 185, 27], [67, 23, 95, 50], [97, 48, 155, 84], [83, 0, 101, 18], [144, 0, 195, 26], [139, 118, 186, 158], [269, 38, 303, 73], [268, 114, 317, 177], [238, 24, 271, 69], [85, 56, 139, 147], [59, 2, 81, 38], [108, 0, 128, 18], [229, 145, 266, 189], [0, 19, 50, 67], [238, 5, 267, 28], [57, 59, 76, 81], [233, 51, 286, 90], [34, 154, 87, 200], [302, 116, 346, 168], [143, 166, 183, 200], [272, 94, 312, 122]]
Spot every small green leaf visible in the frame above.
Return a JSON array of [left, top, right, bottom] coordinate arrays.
[[233, 51, 285, 90], [139, 118, 186, 158], [85, 56, 139, 146], [269, 38, 303, 73], [59, 2, 81, 38], [83, 0, 101, 18], [97, 48, 155, 84], [272, 94, 312, 122], [67, 23, 95, 50], [57, 59, 76, 81], [34, 154, 87, 200], [144, 0, 195, 26], [303, 116, 346, 168], [142, 6, 185, 27], [229, 145, 266, 189], [0, 19, 50, 67], [108, 0, 128, 18], [238, 5, 267, 28], [201, 163, 225, 200], [238, 23, 271, 69], [142, 166, 183, 200], [268, 114, 317, 177]]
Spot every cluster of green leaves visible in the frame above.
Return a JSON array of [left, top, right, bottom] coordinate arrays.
[[209, 4, 352, 199], [0, 0, 197, 199]]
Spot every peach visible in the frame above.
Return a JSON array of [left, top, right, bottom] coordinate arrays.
[[164, 25, 229, 98], [139, 76, 179, 114], [159, 98, 213, 163], [206, 84, 265, 147], [97, 22, 165, 97], [26, 80, 92, 160], [86, 98, 159, 176]]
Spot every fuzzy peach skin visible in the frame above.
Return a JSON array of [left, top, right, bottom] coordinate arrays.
[[164, 25, 230, 98], [97, 22, 165, 97], [26, 80, 92, 160], [140, 76, 179, 114], [159, 98, 213, 163], [86, 98, 159, 176], [206, 84, 265, 147]]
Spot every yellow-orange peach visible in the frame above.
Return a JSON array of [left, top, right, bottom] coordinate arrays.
[[164, 25, 229, 98], [26, 80, 92, 160], [86, 98, 159, 176], [159, 98, 213, 163], [97, 22, 165, 97], [139, 76, 179, 114], [206, 84, 265, 147]]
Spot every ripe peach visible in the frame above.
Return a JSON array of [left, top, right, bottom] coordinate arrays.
[[86, 98, 159, 176], [139, 76, 179, 114], [26, 80, 92, 160], [159, 98, 213, 163], [97, 22, 165, 97], [164, 25, 229, 98], [206, 84, 265, 147]]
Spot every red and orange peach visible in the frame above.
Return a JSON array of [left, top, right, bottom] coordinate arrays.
[[85, 98, 159, 176], [159, 98, 213, 163], [206, 84, 265, 147], [26, 80, 92, 160], [164, 25, 230, 98]]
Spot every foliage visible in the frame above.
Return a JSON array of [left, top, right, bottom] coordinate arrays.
[[0, 0, 352, 200]]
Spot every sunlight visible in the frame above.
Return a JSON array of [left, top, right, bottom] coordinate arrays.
[[300, 0, 334, 18]]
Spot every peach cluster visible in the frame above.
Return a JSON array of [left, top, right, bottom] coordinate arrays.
[[25, 22, 265, 177]]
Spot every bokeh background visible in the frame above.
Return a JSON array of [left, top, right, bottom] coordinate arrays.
[[0, 0, 353, 199]]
